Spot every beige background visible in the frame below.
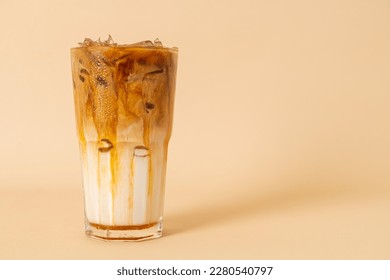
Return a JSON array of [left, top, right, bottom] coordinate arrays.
[[0, 0, 389, 259]]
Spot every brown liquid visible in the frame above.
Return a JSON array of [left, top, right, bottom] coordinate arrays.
[[72, 45, 177, 147], [89, 221, 157, 230]]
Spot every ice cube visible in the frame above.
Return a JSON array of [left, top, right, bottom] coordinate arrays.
[[153, 38, 163, 47], [79, 35, 117, 47], [103, 34, 115, 45], [126, 40, 155, 48], [141, 68, 167, 113]]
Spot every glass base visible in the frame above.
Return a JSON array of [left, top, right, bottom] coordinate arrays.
[[85, 219, 163, 241]]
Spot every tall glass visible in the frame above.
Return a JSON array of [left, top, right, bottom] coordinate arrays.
[[71, 39, 178, 241]]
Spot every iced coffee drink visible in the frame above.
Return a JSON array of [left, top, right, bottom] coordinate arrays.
[[71, 37, 178, 240]]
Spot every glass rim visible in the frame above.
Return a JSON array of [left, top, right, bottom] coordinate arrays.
[[70, 45, 179, 53]]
